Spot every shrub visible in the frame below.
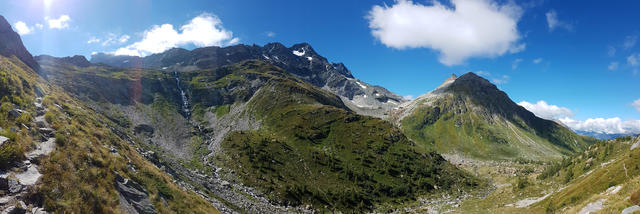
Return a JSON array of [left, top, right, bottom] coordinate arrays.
[[54, 133, 66, 146], [514, 175, 529, 190], [16, 112, 32, 124], [631, 188, 640, 205], [0, 140, 24, 169]]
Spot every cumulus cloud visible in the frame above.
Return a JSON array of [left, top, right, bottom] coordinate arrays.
[[46, 15, 71, 29], [633, 99, 640, 112], [13, 21, 33, 35], [512, 58, 523, 70], [520, 100, 640, 134], [366, 0, 524, 66], [35, 23, 43, 29], [545, 10, 572, 31], [114, 13, 237, 56], [518, 100, 574, 120], [559, 117, 640, 135], [608, 62, 619, 71]]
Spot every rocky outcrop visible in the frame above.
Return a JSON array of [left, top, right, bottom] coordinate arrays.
[[114, 172, 156, 214], [0, 15, 39, 71]]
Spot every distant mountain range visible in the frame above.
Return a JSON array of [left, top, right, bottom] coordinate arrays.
[[90, 43, 405, 118], [575, 131, 640, 140]]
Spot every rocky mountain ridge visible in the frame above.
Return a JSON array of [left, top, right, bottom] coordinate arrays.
[[0, 15, 39, 71], [90, 43, 406, 118]]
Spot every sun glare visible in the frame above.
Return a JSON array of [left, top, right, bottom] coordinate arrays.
[[43, 0, 53, 9]]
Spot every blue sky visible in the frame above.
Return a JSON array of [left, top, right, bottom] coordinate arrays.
[[1, 0, 639, 134]]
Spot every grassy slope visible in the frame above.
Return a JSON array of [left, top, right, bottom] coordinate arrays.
[[533, 136, 640, 213], [212, 61, 485, 212], [0, 56, 219, 213], [401, 89, 594, 162]]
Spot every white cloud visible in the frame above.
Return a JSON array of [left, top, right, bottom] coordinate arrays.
[[265, 31, 276, 37], [46, 15, 71, 29], [628, 53, 639, 67], [13, 21, 33, 35], [35, 23, 43, 29], [366, 0, 524, 66], [119, 35, 130, 43], [608, 62, 619, 71], [545, 10, 572, 31], [114, 13, 237, 56], [633, 99, 640, 112], [518, 100, 574, 119], [87, 37, 100, 44], [97, 33, 131, 46], [559, 117, 640, 135], [520, 100, 640, 134], [512, 58, 523, 70], [533, 58, 543, 64], [624, 35, 637, 49]]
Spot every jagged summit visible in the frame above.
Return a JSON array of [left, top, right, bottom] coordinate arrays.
[[0, 15, 39, 71]]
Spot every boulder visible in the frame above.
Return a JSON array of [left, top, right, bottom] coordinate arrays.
[[0, 136, 9, 146], [7, 179, 22, 194], [0, 205, 26, 214], [37, 128, 55, 138], [0, 196, 10, 205], [0, 176, 7, 190], [8, 109, 24, 118], [114, 172, 156, 214]]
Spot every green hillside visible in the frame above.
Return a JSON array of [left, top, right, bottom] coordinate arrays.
[[398, 73, 595, 161], [0, 55, 219, 213], [211, 61, 484, 212]]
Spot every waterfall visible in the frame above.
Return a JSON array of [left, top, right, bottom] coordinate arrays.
[[174, 71, 190, 118]]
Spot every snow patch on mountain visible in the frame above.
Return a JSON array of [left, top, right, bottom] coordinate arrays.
[[293, 49, 305, 56]]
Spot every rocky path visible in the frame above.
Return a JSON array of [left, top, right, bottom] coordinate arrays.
[[1, 97, 55, 213]]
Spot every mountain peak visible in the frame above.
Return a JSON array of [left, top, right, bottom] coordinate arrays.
[[289, 42, 318, 56], [0, 15, 11, 30], [0, 15, 39, 71], [447, 72, 497, 93]]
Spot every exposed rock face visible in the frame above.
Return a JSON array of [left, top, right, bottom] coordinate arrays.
[[114, 172, 156, 214], [35, 55, 91, 68], [0, 16, 39, 71], [90, 42, 406, 117]]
